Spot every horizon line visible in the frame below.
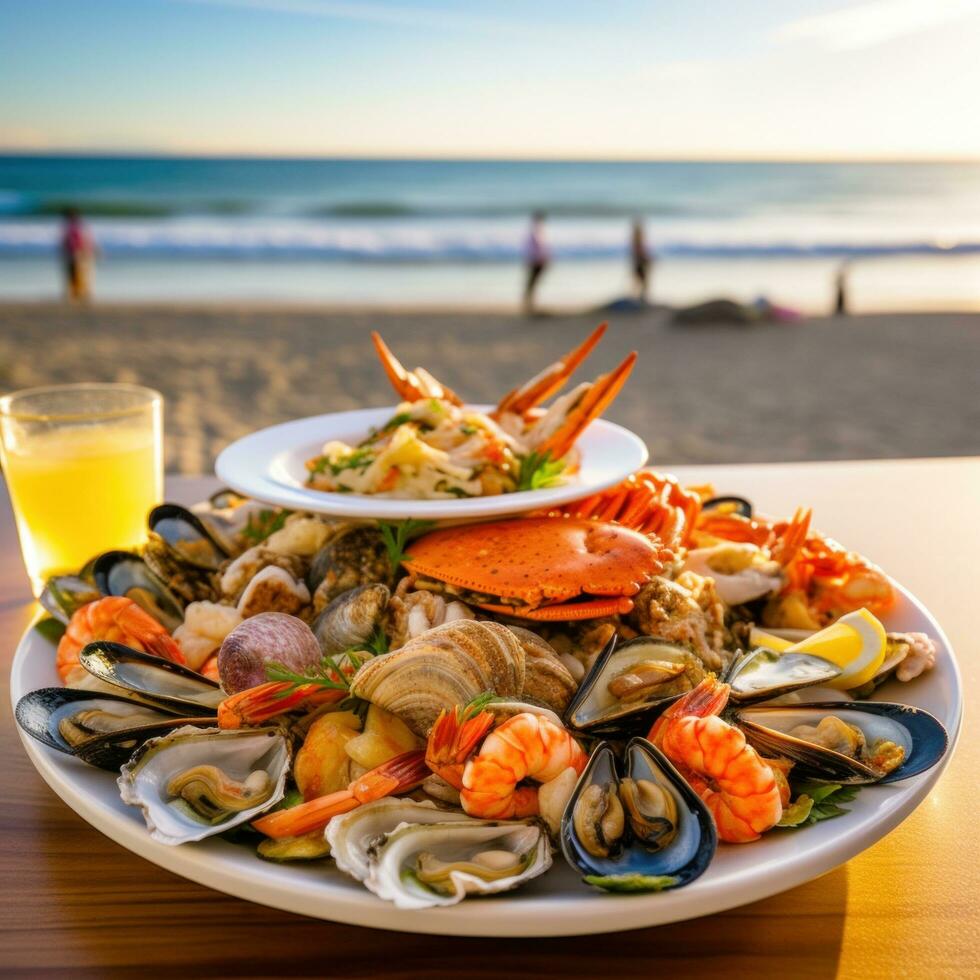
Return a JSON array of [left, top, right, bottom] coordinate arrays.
[[2, 148, 980, 165]]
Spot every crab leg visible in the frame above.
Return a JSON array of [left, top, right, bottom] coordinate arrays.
[[493, 322, 608, 419], [370, 331, 462, 405], [534, 351, 637, 462], [252, 749, 429, 839]]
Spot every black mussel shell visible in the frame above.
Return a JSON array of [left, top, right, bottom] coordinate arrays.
[[148, 503, 230, 571], [702, 496, 753, 517], [93, 551, 185, 632], [307, 525, 392, 602], [725, 647, 842, 704], [39, 573, 101, 624]]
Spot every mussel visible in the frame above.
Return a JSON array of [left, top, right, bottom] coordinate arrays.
[[79, 641, 225, 715], [93, 551, 185, 632], [734, 701, 948, 785], [561, 738, 716, 893], [563, 636, 706, 737], [144, 504, 229, 603], [702, 495, 753, 517], [725, 647, 842, 704], [39, 569, 101, 624], [15, 687, 216, 770]]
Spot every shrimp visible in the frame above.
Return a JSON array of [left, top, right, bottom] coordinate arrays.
[[56, 596, 185, 686], [460, 712, 587, 819], [649, 678, 783, 843]]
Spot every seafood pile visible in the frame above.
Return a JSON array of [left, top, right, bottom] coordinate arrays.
[[306, 325, 635, 498], [17, 330, 950, 910]]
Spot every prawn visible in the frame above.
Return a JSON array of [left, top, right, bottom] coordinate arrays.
[[56, 596, 185, 686], [649, 677, 783, 843], [460, 712, 587, 819]]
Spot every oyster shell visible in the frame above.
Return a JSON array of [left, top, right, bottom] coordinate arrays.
[[79, 641, 225, 715], [725, 647, 842, 704], [564, 636, 706, 736], [326, 797, 472, 882], [734, 701, 948, 785], [118, 725, 289, 844], [561, 738, 716, 892], [349, 620, 526, 736], [364, 819, 551, 909]]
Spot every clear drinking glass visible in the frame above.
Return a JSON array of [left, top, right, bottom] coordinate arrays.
[[0, 383, 163, 597]]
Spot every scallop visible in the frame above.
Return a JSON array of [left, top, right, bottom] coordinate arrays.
[[561, 739, 716, 893], [118, 725, 289, 845], [734, 701, 948, 785], [364, 819, 551, 909]]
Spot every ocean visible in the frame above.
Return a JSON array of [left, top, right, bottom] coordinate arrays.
[[2, 156, 979, 311]]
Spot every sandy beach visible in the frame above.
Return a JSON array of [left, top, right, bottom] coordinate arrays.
[[0, 301, 977, 475]]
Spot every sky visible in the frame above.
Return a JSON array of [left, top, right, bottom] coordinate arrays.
[[2, 0, 980, 159]]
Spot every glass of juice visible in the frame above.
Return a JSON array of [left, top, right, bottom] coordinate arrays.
[[0, 383, 163, 597]]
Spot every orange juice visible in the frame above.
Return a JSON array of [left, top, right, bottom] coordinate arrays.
[[3, 424, 162, 594]]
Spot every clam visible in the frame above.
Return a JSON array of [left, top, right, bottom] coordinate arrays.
[[118, 725, 289, 844], [734, 701, 948, 784], [507, 626, 577, 714], [307, 525, 392, 611], [312, 584, 389, 657], [725, 647, 842, 704], [561, 739, 716, 893], [349, 620, 525, 737], [563, 636, 706, 737], [92, 551, 185, 633], [363, 819, 551, 909], [326, 797, 473, 882], [15, 687, 214, 770], [79, 641, 225, 715], [217, 612, 322, 694]]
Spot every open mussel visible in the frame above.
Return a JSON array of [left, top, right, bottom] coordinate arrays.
[[725, 647, 842, 704], [144, 504, 229, 603], [563, 636, 706, 737], [79, 641, 225, 715], [702, 495, 753, 517], [39, 568, 101, 624], [561, 738, 716, 893], [93, 551, 185, 632], [118, 725, 289, 844], [734, 701, 948, 785], [15, 687, 216, 770]]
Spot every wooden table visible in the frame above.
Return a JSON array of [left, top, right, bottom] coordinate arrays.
[[2, 461, 977, 978]]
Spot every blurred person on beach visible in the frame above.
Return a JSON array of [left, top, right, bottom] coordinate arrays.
[[834, 261, 850, 316], [523, 211, 550, 315], [631, 219, 652, 303], [61, 207, 96, 302]]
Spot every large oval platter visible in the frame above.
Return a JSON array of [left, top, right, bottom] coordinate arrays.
[[11, 582, 960, 937], [214, 406, 648, 520]]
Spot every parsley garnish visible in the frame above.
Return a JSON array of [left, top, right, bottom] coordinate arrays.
[[516, 450, 567, 491], [242, 508, 290, 544], [777, 781, 860, 828], [378, 518, 436, 571]]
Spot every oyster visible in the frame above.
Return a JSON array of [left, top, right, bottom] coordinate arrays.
[[682, 543, 784, 606], [349, 620, 526, 737], [364, 819, 551, 909], [15, 687, 212, 771], [235, 565, 310, 619], [219, 546, 306, 605], [308, 525, 393, 612], [564, 636, 706, 737], [93, 551, 185, 633], [326, 797, 472, 882], [561, 738, 716, 892], [217, 612, 322, 694], [79, 641, 225, 715], [312, 584, 389, 656], [725, 647, 842, 704], [734, 701, 948, 785], [118, 725, 289, 844]]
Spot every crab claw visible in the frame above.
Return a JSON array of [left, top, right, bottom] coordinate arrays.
[[217, 681, 344, 728], [534, 350, 637, 463], [493, 322, 608, 419], [425, 704, 496, 789], [371, 331, 462, 405], [252, 749, 429, 839]]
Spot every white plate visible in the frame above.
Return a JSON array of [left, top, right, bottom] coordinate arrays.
[[11, 583, 960, 937], [214, 407, 648, 519]]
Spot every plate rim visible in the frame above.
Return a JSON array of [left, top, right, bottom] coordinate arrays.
[[10, 581, 962, 937], [214, 406, 649, 519]]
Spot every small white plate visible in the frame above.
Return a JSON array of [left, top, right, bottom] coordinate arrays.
[[215, 407, 648, 520], [11, 581, 961, 937]]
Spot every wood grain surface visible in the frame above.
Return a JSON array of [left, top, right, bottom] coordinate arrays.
[[2, 464, 977, 979]]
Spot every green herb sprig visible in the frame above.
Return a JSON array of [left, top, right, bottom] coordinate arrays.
[[777, 781, 860, 829], [242, 508, 290, 544], [378, 518, 436, 571], [516, 450, 567, 492]]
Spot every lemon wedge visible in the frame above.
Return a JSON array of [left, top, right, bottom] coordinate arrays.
[[786, 608, 887, 690], [749, 627, 793, 653]]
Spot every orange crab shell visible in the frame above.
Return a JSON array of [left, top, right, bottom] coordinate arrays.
[[402, 517, 672, 621]]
